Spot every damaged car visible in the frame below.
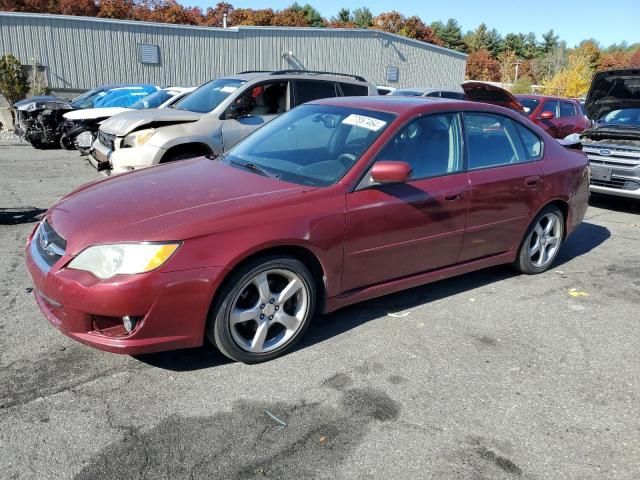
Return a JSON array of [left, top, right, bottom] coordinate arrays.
[[60, 87, 194, 154], [579, 69, 640, 200], [89, 70, 377, 175], [14, 84, 158, 149]]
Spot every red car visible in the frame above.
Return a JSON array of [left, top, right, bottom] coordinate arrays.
[[26, 96, 589, 363], [516, 95, 590, 138]]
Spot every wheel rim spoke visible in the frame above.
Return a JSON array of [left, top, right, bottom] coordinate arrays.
[[230, 305, 260, 325], [250, 320, 270, 352], [543, 215, 555, 235], [529, 213, 562, 269], [534, 224, 544, 238], [277, 278, 302, 305], [253, 272, 272, 303], [529, 239, 540, 257]]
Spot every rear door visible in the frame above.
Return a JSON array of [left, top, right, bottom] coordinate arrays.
[[459, 112, 544, 262], [343, 113, 470, 290], [221, 81, 290, 150], [559, 100, 580, 136]]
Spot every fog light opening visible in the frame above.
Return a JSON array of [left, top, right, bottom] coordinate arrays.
[[123, 316, 141, 333]]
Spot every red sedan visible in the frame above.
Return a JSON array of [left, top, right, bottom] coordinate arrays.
[[516, 94, 590, 138], [26, 96, 589, 363]]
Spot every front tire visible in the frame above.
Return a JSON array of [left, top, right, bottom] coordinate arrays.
[[207, 256, 317, 363], [514, 205, 564, 274]]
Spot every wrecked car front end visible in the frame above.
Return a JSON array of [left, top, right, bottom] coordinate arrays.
[[13, 97, 74, 149]]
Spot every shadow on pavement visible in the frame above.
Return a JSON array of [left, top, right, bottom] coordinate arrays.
[[135, 222, 610, 370], [589, 194, 640, 214], [0, 207, 46, 225]]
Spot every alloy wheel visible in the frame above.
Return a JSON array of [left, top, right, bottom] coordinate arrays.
[[528, 212, 562, 269], [229, 268, 310, 353]]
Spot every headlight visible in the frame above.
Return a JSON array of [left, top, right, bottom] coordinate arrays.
[[68, 243, 180, 279], [122, 128, 156, 148]]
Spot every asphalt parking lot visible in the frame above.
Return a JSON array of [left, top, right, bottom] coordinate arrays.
[[1, 141, 639, 480]]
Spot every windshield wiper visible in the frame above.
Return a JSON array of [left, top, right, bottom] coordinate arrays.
[[229, 159, 279, 178]]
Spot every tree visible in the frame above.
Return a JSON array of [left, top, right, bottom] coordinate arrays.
[[464, 23, 502, 56], [431, 18, 465, 52], [497, 49, 518, 83], [401, 16, 442, 45], [542, 29, 559, 53], [58, 0, 98, 16], [629, 48, 640, 68], [574, 39, 601, 71], [231, 8, 274, 26], [543, 51, 594, 97], [465, 49, 500, 81], [98, 0, 135, 19], [271, 6, 309, 27], [510, 76, 533, 94], [522, 32, 540, 59], [285, 2, 325, 27], [0, 54, 29, 105], [373, 11, 405, 34], [503, 33, 526, 58], [204, 2, 234, 26], [352, 7, 373, 28], [333, 8, 351, 23], [598, 50, 630, 70]]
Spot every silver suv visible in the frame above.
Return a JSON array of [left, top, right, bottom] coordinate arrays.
[[580, 69, 640, 200], [90, 70, 377, 175]]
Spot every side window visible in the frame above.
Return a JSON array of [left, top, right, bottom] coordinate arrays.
[[541, 100, 559, 117], [230, 81, 288, 116], [425, 91, 441, 97], [560, 101, 576, 117], [441, 91, 465, 100], [294, 80, 338, 106], [376, 113, 463, 180], [513, 122, 543, 160], [339, 82, 369, 96], [463, 113, 532, 169]]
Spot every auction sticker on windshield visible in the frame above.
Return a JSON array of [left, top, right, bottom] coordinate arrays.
[[220, 86, 239, 93], [342, 114, 387, 131]]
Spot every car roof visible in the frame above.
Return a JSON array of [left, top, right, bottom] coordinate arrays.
[[515, 94, 575, 102], [218, 71, 371, 85], [308, 95, 510, 116]]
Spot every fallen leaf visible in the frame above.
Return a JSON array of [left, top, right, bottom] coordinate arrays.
[[568, 288, 589, 297]]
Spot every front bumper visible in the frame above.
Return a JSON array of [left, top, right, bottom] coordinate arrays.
[[25, 228, 226, 354], [585, 145, 640, 200], [89, 139, 165, 176]]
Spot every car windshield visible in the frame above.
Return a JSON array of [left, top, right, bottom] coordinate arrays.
[[173, 78, 246, 113], [71, 88, 108, 109], [130, 90, 174, 109], [598, 109, 640, 127], [518, 98, 540, 114], [223, 104, 396, 187], [391, 90, 423, 97]]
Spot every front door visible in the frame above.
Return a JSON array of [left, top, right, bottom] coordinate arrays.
[[221, 81, 290, 151], [342, 113, 470, 291]]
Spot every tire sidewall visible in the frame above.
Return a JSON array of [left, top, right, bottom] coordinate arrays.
[[208, 256, 317, 363]]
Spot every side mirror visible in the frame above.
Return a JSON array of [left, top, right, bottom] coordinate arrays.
[[539, 110, 555, 120], [371, 161, 412, 184], [225, 104, 250, 120]]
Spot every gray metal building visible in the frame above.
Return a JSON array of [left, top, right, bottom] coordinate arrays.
[[0, 12, 467, 93]]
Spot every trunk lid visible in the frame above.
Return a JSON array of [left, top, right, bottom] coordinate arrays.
[[462, 81, 525, 114]]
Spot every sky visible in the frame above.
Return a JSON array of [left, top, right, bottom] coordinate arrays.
[[184, 0, 639, 48]]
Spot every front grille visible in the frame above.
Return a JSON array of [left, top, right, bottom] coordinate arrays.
[[584, 145, 640, 168], [98, 130, 115, 149], [30, 220, 67, 272], [591, 178, 640, 191]]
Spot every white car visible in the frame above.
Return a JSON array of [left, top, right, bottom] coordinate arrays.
[[61, 87, 195, 154]]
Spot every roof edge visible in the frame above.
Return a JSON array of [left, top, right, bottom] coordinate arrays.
[[0, 11, 467, 59]]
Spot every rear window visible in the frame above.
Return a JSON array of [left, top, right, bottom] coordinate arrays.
[[391, 90, 423, 97], [340, 83, 369, 96], [518, 98, 540, 114], [295, 80, 338, 106]]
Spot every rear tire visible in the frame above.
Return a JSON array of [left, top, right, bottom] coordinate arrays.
[[206, 255, 317, 363], [514, 205, 564, 274]]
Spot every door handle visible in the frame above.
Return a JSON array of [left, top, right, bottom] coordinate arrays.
[[444, 192, 462, 201], [525, 176, 540, 186]]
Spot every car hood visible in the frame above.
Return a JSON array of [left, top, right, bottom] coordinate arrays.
[[63, 107, 132, 121], [462, 81, 525, 113], [46, 158, 310, 255], [584, 69, 640, 120], [99, 108, 203, 136], [14, 95, 74, 112]]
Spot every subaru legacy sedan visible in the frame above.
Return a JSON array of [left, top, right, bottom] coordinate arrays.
[[26, 96, 589, 363]]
